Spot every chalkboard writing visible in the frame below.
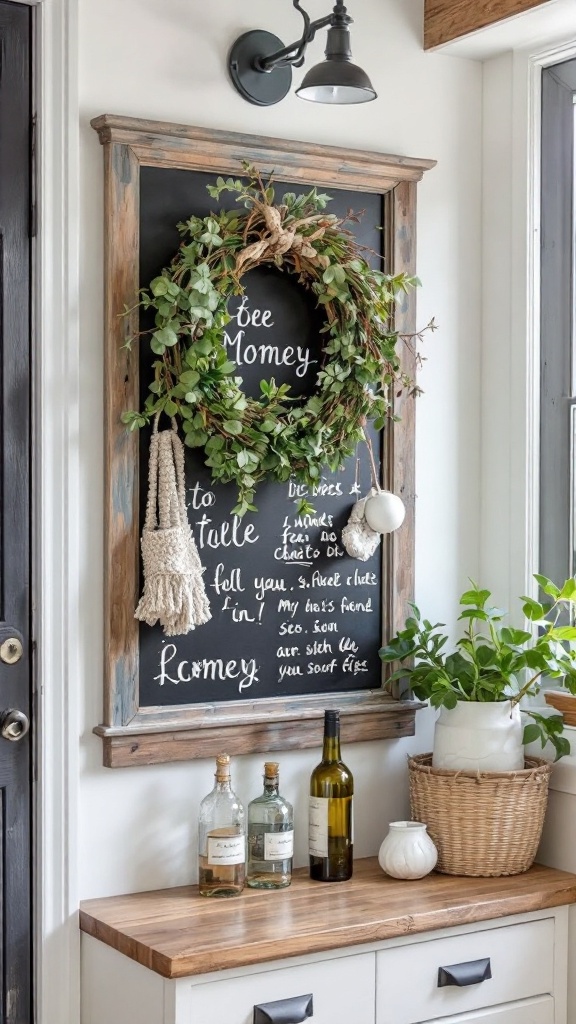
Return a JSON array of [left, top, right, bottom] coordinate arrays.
[[138, 167, 385, 707]]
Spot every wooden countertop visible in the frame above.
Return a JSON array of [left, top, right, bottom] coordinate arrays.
[[79, 859, 576, 980]]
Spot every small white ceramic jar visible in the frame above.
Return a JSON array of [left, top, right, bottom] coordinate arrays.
[[378, 821, 438, 880]]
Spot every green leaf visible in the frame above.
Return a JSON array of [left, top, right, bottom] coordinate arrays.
[[153, 326, 178, 348], [150, 276, 169, 297], [559, 577, 576, 601], [522, 598, 546, 621], [522, 723, 541, 745], [179, 370, 200, 387], [534, 573, 561, 598], [550, 625, 576, 641], [223, 420, 243, 435]]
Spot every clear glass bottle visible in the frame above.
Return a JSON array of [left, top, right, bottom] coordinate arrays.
[[198, 753, 245, 897], [309, 709, 354, 882], [247, 762, 294, 889]]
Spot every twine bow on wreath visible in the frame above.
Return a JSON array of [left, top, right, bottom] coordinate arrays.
[[135, 415, 211, 636]]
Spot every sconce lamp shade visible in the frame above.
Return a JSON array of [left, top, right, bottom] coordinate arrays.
[[296, 58, 376, 104], [296, 22, 376, 104]]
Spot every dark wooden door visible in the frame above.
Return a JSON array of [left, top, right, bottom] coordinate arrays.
[[0, 2, 32, 1021]]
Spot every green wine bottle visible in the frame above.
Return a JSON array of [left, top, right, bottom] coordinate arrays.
[[309, 709, 353, 882]]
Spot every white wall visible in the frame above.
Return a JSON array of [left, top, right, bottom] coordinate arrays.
[[76, 0, 482, 899]]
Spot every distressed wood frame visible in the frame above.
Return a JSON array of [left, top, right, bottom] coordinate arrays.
[[91, 114, 435, 768]]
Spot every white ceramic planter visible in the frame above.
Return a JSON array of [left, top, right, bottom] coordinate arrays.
[[432, 700, 524, 772], [378, 821, 438, 879]]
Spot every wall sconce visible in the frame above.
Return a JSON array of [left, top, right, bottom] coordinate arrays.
[[228, 0, 377, 107]]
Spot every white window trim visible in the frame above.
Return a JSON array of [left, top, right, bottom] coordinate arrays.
[[480, 38, 576, 613]]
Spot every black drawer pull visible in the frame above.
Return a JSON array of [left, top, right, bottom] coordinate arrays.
[[438, 957, 492, 988], [253, 993, 313, 1024]]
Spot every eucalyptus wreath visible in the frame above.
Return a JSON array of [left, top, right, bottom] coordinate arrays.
[[122, 164, 425, 516]]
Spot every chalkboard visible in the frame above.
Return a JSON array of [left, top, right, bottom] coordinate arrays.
[[138, 167, 384, 707], [91, 115, 434, 766]]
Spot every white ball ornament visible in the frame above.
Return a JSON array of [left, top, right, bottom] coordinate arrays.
[[364, 490, 406, 534]]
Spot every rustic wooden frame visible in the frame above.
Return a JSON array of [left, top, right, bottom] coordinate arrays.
[[91, 114, 435, 768]]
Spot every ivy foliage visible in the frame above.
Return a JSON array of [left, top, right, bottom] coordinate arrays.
[[122, 165, 422, 516]]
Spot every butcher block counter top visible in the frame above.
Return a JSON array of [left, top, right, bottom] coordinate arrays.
[[79, 858, 576, 980]]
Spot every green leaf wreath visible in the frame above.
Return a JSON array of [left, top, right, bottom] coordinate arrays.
[[122, 164, 428, 517]]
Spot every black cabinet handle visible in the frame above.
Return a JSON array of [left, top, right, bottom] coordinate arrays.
[[438, 957, 492, 988], [253, 993, 313, 1024]]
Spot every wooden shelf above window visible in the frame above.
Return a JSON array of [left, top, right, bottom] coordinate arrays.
[[424, 0, 551, 49]]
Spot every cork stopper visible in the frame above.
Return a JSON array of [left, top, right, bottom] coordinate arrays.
[[215, 753, 231, 781], [264, 761, 279, 779]]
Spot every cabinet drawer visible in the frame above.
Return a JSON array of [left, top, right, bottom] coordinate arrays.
[[430, 996, 554, 1022], [376, 918, 554, 1024], [188, 952, 375, 1024]]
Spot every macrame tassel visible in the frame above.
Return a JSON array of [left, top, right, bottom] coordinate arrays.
[[135, 418, 211, 635]]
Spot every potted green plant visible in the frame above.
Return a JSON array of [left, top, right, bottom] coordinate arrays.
[[379, 574, 576, 768]]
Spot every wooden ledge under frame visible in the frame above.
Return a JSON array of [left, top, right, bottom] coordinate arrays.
[[91, 113, 434, 767]]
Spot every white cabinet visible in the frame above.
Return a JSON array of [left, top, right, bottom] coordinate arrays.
[[81, 907, 569, 1024]]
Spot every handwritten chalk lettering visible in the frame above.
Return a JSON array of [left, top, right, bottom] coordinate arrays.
[[196, 514, 259, 549], [304, 598, 335, 614], [278, 599, 299, 619], [306, 640, 333, 656], [273, 543, 320, 563], [254, 576, 287, 602], [342, 655, 369, 675], [287, 478, 343, 499], [325, 544, 345, 558], [277, 646, 300, 658], [339, 636, 359, 653], [288, 481, 309, 499], [189, 482, 216, 509], [211, 564, 245, 595], [340, 596, 373, 613], [313, 620, 338, 633], [312, 479, 343, 497], [155, 644, 259, 692], [294, 512, 334, 529], [224, 328, 316, 379], [310, 570, 342, 588], [233, 296, 275, 329], [320, 531, 337, 542], [279, 664, 304, 681], [280, 523, 310, 544], [307, 659, 338, 674], [278, 621, 303, 635], [346, 569, 378, 587], [222, 596, 257, 623]]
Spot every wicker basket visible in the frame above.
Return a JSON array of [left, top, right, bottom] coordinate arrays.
[[408, 753, 552, 877]]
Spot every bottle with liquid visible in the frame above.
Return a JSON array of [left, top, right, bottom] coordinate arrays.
[[247, 761, 294, 889], [309, 709, 353, 882], [198, 753, 245, 897]]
